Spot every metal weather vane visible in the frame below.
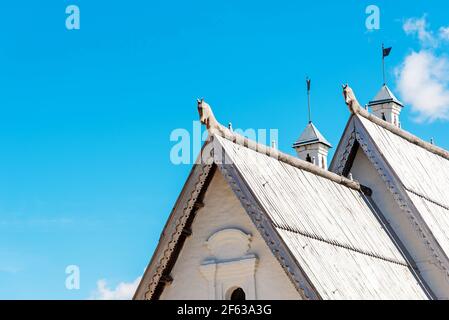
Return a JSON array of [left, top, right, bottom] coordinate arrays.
[[382, 44, 392, 85]]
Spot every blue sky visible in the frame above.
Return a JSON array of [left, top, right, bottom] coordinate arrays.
[[0, 0, 448, 299]]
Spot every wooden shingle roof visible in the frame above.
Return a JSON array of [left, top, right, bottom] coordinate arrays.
[[216, 134, 428, 299], [358, 114, 449, 265]]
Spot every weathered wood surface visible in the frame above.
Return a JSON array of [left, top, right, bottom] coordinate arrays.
[[357, 108, 449, 160], [279, 230, 426, 300], [359, 116, 449, 258], [216, 135, 428, 300]]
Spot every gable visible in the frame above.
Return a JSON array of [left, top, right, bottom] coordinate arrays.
[[159, 170, 301, 300], [330, 114, 449, 298], [358, 116, 449, 256], [136, 131, 430, 300], [345, 146, 449, 297]]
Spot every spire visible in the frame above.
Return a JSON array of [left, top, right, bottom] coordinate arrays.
[[293, 77, 332, 169], [369, 46, 404, 127], [369, 84, 403, 107], [293, 122, 332, 149]]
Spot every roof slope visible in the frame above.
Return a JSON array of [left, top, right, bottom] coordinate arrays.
[[216, 134, 427, 299], [358, 115, 449, 258]]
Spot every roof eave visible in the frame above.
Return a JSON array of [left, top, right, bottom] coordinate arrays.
[[293, 140, 333, 149], [368, 99, 404, 108]]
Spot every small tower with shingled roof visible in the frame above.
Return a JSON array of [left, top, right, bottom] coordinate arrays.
[[368, 84, 404, 128], [369, 45, 404, 128], [293, 77, 332, 169], [293, 122, 332, 169]]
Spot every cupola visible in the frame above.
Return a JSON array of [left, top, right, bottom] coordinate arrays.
[[368, 84, 404, 127], [293, 122, 332, 170]]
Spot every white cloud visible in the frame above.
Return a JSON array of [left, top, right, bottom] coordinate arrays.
[[403, 16, 437, 47], [439, 26, 449, 41], [90, 276, 141, 300], [396, 17, 449, 122], [396, 50, 449, 122]]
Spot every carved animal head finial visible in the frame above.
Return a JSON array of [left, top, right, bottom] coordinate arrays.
[[342, 84, 361, 114], [197, 98, 216, 129]]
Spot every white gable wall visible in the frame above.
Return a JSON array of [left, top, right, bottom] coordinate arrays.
[[159, 170, 301, 300], [349, 148, 449, 299]]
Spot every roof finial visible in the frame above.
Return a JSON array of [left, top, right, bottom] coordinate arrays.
[[228, 122, 233, 131], [197, 99, 235, 139], [342, 84, 362, 114], [197, 98, 219, 130], [306, 77, 312, 123], [430, 138, 435, 145]]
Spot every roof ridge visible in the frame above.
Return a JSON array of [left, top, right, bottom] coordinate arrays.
[[197, 98, 362, 193], [356, 108, 449, 161], [209, 127, 367, 194]]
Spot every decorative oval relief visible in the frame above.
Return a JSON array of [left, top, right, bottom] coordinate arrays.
[[206, 228, 252, 261]]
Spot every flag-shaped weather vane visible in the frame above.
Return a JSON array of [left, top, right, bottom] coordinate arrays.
[[382, 43, 392, 85]]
